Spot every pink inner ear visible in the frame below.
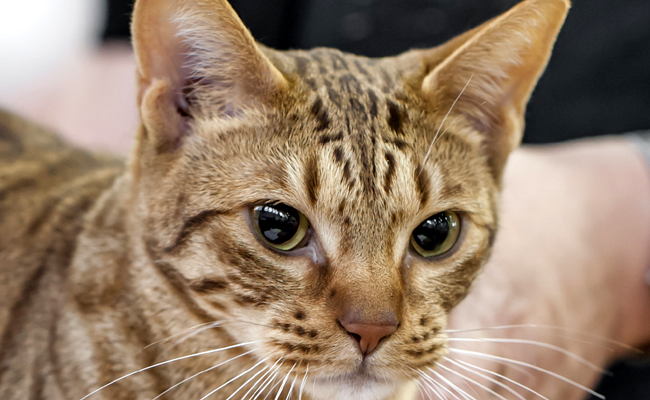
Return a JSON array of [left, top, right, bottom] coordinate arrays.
[[133, 0, 288, 149], [416, 0, 569, 181], [176, 92, 191, 118]]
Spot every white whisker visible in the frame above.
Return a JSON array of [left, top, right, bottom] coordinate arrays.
[[247, 369, 275, 400], [418, 369, 461, 400], [241, 358, 283, 400], [449, 348, 605, 399], [252, 361, 284, 400], [418, 376, 441, 399], [240, 370, 269, 400], [224, 359, 271, 400], [299, 364, 309, 400], [443, 324, 637, 353], [274, 363, 297, 400], [454, 358, 547, 400], [152, 349, 256, 399], [429, 368, 477, 400], [140, 321, 220, 353], [444, 358, 526, 400], [223, 318, 278, 330], [262, 375, 286, 400], [171, 323, 221, 348], [79, 340, 263, 400], [170, 322, 268, 350], [447, 337, 604, 372], [285, 367, 300, 400], [199, 357, 267, 400], [445, 357, 532, 400], [422, 75, 473, 166], [436, 364, 507, 400], [415, 379, 430, 400], [416, 371, 446, 400]]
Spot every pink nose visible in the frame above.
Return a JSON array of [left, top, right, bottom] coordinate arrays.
[[339, 314, 398, 355]]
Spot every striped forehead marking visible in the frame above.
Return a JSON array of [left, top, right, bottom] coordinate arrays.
[[287, 49, 425, 207]]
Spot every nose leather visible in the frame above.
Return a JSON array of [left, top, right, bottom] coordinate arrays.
[[339, 315, 398, 355]]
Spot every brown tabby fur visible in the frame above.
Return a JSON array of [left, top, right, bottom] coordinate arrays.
[[0, 0, 569, 399]]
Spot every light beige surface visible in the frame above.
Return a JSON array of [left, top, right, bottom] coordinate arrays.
[[0, 44, 138, 155]]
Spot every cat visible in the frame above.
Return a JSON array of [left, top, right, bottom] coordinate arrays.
[[0, 0, 570, 399]]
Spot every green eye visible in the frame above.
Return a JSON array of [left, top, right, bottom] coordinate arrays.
[[410, 211, 461, 257], [252, 203, 309, 251]]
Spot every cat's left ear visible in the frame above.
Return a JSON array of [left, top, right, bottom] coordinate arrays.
[[418, 0, 570, 179], [131, 0, 286, 152]]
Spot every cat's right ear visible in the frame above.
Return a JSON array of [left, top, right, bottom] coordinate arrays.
[[131, 0, 286, 152], [414, 0, 569, 180]]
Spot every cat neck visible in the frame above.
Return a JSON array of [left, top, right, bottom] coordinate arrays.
[[62, 172, 262, 399]]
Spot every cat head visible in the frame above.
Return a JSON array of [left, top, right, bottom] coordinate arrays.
[[129, 0, 569, 398]]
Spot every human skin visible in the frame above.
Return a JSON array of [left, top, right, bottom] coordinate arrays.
[[431, 138, 650, 399]]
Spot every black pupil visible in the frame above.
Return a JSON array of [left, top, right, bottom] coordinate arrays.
[[412, 212, 450, 251], [256, 204, 300, 245]]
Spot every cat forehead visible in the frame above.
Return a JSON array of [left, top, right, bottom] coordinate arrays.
[[188, 47, 488, 219], [280, 48, 410, 99], [278, 48, 420, 126], [270, 50, 481, 207]]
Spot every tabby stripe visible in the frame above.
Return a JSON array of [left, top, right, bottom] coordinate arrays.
[[340, 74, 363, 96], [332, 148, 353, 189], [414, 164, 431, 209], [331, 53, 349, 70], [30, 356, 46, 400], [0, 264, 46, 381], [354, 59, 370, 77], [304, 155, 319, 205], [386, 100, 404, 136], [294, 56, 309, 76], [152, 260, 226, 319], [26, 174, 110, 235], [189, 278, 230, 294], [440, 182, 463, 199], [47, 310, 66, 398], [310, 98, 330, 131], [128, 294, 173, 396], [26, 194, 66, 235], [475, 222, 497, 249], [164, 209, 225, 253], [384, 152, 396, 194], [319, 131, 343, 145], [0, 177, 36, 202], [0, 124, 24, 158], [327, 88, 341, 108], [367, 90, 379, 118]]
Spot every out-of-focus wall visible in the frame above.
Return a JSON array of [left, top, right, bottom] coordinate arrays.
[[0, 0, 105, 95], [0, 0, 138, 155]]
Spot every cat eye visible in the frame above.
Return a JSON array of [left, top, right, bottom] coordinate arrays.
[[251, 203, 309, 251], [410, 211, 461, 257]]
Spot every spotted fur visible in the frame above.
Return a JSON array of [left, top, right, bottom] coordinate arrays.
[[0, 0, 569, 399]]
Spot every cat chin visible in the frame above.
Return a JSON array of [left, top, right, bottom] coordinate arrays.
[[306, 375, 401, 400]]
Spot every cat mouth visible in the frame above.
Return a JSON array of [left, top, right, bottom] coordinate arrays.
[[335, 369, 383, 383], [308, 370, 400, 400], [315, 365, 395, 387]]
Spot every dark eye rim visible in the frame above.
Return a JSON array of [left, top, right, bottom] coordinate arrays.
[[409, 211, 465, 260], [246, 201, 312, 253]]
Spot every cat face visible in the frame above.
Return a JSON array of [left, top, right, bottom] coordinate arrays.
[[140, 55, 496, 398], [130, 0, 569, 398]]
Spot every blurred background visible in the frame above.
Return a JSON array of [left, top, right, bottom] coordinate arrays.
[[1, 0, 649, 397], [1, 0, 650, 154]]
